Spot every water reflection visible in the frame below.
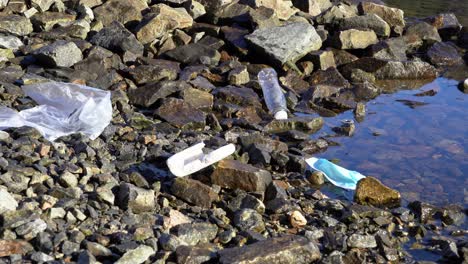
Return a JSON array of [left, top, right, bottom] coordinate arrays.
[[385, 0, 468, 26], [311, 77, 467, 206]]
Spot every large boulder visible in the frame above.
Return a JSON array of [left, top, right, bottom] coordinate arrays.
[[245, 22, 322, 66], [335, 14, 390, 37], [405, 22, 442, 45], [426, 42, 463, 67], [354, 176, 401, 208]]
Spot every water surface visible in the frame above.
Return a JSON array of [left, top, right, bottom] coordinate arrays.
[[310, 76, 467, 206]]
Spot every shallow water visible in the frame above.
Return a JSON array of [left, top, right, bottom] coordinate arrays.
[[309, 76, 468, 206], [385, 0, 468, 26]]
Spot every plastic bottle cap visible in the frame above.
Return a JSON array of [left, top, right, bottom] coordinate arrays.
[[274, 110, 288, 120]]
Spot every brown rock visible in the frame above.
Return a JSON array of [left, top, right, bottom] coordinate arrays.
[[264, 116, 324, 133], [289, 210, 307, 228], [93, 0, 148, 27], [211, 159, 272, 193], [359, 2, 405, 34], [180, 88, 214, 110], [171, 178, 219, 208], [155, 98, 207, 130], [0, 240, 33, 257], [354, 176, 401, 208]]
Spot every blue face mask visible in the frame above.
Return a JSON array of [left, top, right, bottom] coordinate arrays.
[[305, 157, 366, 190]]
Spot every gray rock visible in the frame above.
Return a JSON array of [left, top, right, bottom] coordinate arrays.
[[309, 50, 336, 71], [171, 223, 218, 245], [33, 40, 83, 67], [218, 235, 321, 264], [336, 14, 390, 37], [228, 191, 266, 214], [359, 2, 404, 34], [175, 245, 216, 264], [93, 0, 148, 27], [347, 234, 377, 248], [424, 13, 462, 40], [15, 219, 47, 240], [0, 170, 30, 193], [30, 252, 54, 262], [128, 80, 190, 107], [330, 29, 378, 50], [197, 0, 233, 13], [0, 35, 23, 51], [31, 0, 54, 12], [115, 245, 155, 264], [264, 116, 324, 133], [427, 42, 463, 67], [353, 82, 381, 101], [292, 0, 332, 16], [369, 37, 408, 61], [155, 98, 207, 130], [245, 22, 322, 66], [164, 43, 221, 66], [0, 15, 33, 36], [0, 189, 17, 214], [180, 87, 214, 110], [90, 21, 144, 56], [30, 12, 76, 31], [118, 183, 155, 213], [316, 3, 358, 25], [211, 159, 272, 193], [214, 86, 262, 107], [171, 177, 219, 208], [129, 63, 179, 85]]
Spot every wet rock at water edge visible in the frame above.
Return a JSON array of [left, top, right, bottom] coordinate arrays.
[[245, 22, 322, 66], [218, 235, 321, 264], [426, 42, 463, 66], [355, 176, 401, 208]]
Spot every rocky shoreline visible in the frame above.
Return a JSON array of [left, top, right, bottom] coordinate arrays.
[[0, 0, 466, 263]]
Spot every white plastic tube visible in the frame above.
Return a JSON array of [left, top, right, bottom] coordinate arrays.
[[167, 143, 236, 177]]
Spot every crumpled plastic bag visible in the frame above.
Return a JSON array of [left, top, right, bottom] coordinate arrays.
[[0, 82, 112, 141]]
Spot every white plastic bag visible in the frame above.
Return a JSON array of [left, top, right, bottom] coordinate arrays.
[[0, 82, 112, 141]]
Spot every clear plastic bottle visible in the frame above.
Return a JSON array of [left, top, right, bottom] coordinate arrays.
[[258, 68, 288, 120]]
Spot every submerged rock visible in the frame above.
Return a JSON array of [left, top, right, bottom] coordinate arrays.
[[354, 176, 401, 208], [245, 22, 322, 65]]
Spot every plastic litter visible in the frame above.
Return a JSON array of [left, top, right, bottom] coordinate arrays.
[[464, 78, 468, 89], [305, 157, 366, 190], [258, 68, 288, 120], [0, 82, 112, 141], [167, 142, 236, 177]]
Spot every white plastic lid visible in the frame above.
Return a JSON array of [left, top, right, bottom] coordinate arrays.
[[274, 110, 288, 120], [464, 79, 468, 89]]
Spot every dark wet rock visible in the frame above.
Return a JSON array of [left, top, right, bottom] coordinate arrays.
[[309, 50, 336, 71], [90, 21, 144, 56], [316, 3, 358, 25], [171, 177, 219, 208], [155, 98, 206, 130], [129, 62, 180, 85], [280, 71, 310, 95], [117, 183, 155, 214], [405, 22, 442, 45], [33, 40, 83, 68], [309, 67, 351, 88], [330, 29, 378, 50], [197, 0, 233, 14], [440, 205, 466, 226], [341, 57, 437, 80], [426, 42, 463, 67], [165, 43, 221, 66], [264, 116, 324, 133], [458, 27, 468, 49], [353, 82, 381, 101], [369, 37, 408, 61], [211, 159, 272, 193], [135, 4, 193, 44], [336, 14, 390, 37], [292, 0, 332, 16], [358, 2, 405, 34], [355, 176, 401, 208], [307, 171, 325, 185], [332, 48, 359, 67], [332, 119, 355, 136], [114, 245, 155, 264], [214, 86, 262, 107], [218, 235, 321, 264], [408, 201, 439, 223], [245, 22, 322, 66], [128, 80, 190, 107], [0, 15, 34, 36], [233, 208, 265, 232], [424, 13, 462, 40], [431, 236, 460, 260], [93, 0, 148, 27]]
